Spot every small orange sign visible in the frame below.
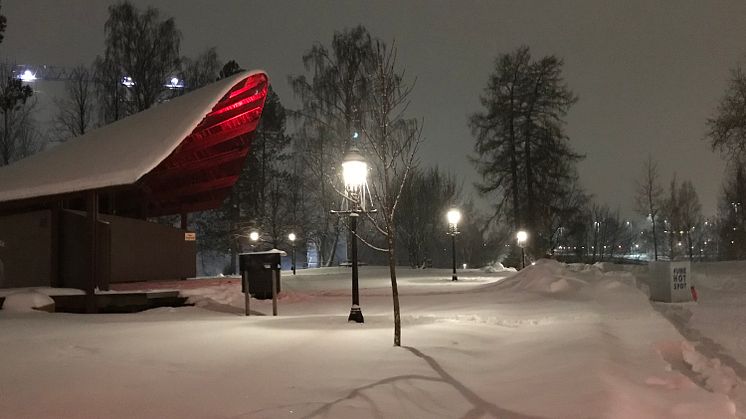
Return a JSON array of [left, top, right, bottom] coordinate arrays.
[[185, 232, 196, 241]]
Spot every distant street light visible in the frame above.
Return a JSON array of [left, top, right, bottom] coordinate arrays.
[[19, 69, 36, 83], [447, 208, 462, 281], [249, 231, 260, 252], [516, 230, 528, 269], [165, 76, 185, 89], [288, 233, 297, 275]]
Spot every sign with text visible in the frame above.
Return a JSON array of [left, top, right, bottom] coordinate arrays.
[[184, 232, 196, 241], [649, 261, 692, 303]]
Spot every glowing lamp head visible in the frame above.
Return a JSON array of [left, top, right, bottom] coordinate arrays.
[[516, 230, 528, 247], [288, 233, 296, 242], [249, 231, 259, 242], [447, 208, 462, 227], [171, 77, 179, 85], [19, 69, 36, 82], [342, 147, 367, 190]]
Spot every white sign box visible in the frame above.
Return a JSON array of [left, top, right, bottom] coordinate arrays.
[[649, 261, 692, 303]]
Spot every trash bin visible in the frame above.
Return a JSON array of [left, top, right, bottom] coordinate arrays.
[[239, 250, 286, 300], [649, 261, 693, 303]]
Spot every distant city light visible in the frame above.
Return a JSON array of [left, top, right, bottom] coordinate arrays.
[[121, 76, 135, 87], [19, 69, 36, 82]]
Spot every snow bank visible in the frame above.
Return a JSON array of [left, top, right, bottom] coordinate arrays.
[[481, 261, 517, 273], [1, 290, 54, 312], [692, 261, 746, 292], [493, 259, 588, 293]]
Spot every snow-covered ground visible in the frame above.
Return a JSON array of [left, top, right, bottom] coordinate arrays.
[[1, 261, 744, 418]]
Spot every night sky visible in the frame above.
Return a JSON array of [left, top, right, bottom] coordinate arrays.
[[3, 0, 742, 217]]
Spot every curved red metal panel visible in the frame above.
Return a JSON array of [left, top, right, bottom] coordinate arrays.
[[139, 73, 269, 216]]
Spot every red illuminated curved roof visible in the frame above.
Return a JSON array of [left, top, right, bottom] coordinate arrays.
[[0, 71, 269, 216], [140, 73, 268, 216]]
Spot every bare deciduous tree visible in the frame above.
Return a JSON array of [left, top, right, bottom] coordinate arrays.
[[359, 40, 422, 347], [95, 1, 181, 119], [182, 47, 221, 91], [635, 155, 663, 260], [0, 62, 35, 165], [54, 65, 94, 141], [678, 180, 703, 261], [290, 26, 373, 266]]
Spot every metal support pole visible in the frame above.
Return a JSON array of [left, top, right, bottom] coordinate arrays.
[[348, 214, 364, 323], [451, 233, 458, 281], [521, 247, 525, 269], [292, 244, 296, 275], [243, 271, 250, 316]]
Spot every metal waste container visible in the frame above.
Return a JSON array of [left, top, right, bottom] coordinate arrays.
[[649, 261, 693, 302], [239, 250, 285, 300]]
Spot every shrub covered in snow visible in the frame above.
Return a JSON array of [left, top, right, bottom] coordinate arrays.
[[2, 291, 54, 312]]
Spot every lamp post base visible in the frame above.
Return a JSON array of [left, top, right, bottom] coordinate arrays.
[[452, 275, 458, 281], [348, 305, 364, 323]]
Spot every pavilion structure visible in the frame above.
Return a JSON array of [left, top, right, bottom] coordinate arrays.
[[0, 71, 269, 311]]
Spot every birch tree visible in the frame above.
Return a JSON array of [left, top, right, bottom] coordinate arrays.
[[290, 26, 373, 266]]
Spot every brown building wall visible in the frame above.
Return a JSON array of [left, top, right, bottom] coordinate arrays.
[[0, 210, 53, 288], [0, 209, 195, 289], [59, 211, 111, 290], [103, 214, 196, 283]]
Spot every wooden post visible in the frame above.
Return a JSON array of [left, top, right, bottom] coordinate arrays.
[[271, 269, 278, 316], [180, 212, 188, 230], [243, 271, 250, 316], [50, 202, 61, 288], [86, 191, 98, 314]]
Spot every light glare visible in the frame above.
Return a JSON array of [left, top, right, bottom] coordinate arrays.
[[19, 69, 36, 82], [342, 160, 367, 189], [447, 209, 461, 226]]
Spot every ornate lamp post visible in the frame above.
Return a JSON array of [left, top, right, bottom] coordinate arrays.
[[516, 230, 528, 269], [447, 208, 462, 281], [332, 145, 374, 323], [288, 233, 297, 275]]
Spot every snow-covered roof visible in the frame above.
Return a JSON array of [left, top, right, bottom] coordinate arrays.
[[0, 70, 267, 205], [240, 249, 288, 256]]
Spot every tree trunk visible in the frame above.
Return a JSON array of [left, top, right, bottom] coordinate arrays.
[[652, 216, 659, 261], [3, 111, 9, 165], [388, 232, 401, 347]]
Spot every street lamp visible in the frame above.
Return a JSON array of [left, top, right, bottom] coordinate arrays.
[[516, 230, 528, 269], [249, 231, 259, 251], [288, 233, 297, 275], [446, 208, 462, 281], [332, 145, 374, 323]]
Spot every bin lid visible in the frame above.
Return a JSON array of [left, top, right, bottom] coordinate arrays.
[[239, 248, 288, 257]]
